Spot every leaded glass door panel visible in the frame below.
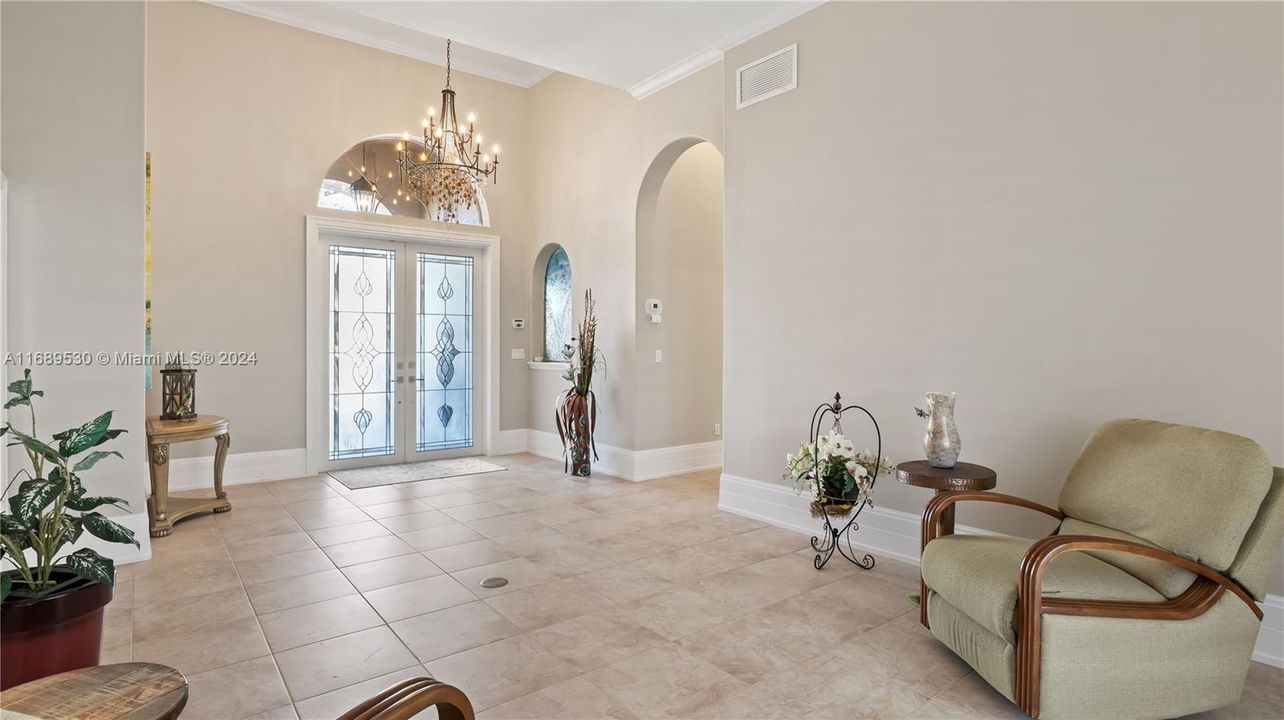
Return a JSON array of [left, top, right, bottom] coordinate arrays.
[[406, 249, 478, 460], [322, 237, 480, 470], [328, 243, 399, 464]]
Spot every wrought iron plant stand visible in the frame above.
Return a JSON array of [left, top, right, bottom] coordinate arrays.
[[808, 393, 882, 570]]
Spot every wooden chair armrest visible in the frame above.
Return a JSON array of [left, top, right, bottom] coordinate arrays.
[[338, 677, 474, 720], [918, 490, 1064, 633], [1017, 534, 1261, 620], [922, 491, 1064, 546], [1013, 535, 1262, 716]]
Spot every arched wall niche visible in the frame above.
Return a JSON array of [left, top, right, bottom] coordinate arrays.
[[530, 243, 573, 363], [634, 137, 725, 451]]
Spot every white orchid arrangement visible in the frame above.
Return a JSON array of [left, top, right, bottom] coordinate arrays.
[[784, 433, 893, 514]]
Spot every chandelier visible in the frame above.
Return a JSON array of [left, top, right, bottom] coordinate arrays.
[[398, 39, 501, 223]]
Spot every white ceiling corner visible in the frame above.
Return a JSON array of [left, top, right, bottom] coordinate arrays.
[[205, 1, 555, 88], [204, 1, 823, 97], [627, 1, 822, 99]]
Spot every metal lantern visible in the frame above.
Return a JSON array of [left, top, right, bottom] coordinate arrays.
[[160, 357, 197, 421]]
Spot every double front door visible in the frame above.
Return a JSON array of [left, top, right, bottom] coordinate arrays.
[[320, 236, 482, 470]]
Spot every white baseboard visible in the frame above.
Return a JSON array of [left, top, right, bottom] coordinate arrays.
[[525, 429, 722, 482], [103, 511, 152, 565], [491, 429, 529, 456], [526, 429, 632, 479], [632, 440, 723, 481], [1255, 595, 1283, 668], [173, 431, 721, 488], [166, 448, 307, 492], [717, 472, 1284, 669]]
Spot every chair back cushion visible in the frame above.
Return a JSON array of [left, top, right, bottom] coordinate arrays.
[[1057, 518, 1197, 598], [1227, 467, 1284, 601], [1058, 419, 1272, 571]]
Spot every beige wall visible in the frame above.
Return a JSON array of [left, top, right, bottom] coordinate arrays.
[[524, 66, 723, 448], [2, 1, 151, 561], [145, 2, 531, 458], [636, 143, 724, 450], [723, 2, 1283, 591]]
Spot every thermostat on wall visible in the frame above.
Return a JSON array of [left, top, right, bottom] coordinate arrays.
[[512, 318, 525, 329], [645, 298, 662, 324]]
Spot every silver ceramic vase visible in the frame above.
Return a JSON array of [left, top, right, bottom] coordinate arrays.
[[921, 392, 960, 468]]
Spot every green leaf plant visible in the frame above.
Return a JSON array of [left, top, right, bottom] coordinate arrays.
[[0, 369, 137, 601]]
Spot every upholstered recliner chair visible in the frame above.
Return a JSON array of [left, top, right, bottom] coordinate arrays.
[[918, 419, 1283, 719]]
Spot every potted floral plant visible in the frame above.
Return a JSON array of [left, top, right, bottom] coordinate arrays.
[[554, 290, 604, 476], [785, 433, 894, 517], [0, 369, 138, 690]]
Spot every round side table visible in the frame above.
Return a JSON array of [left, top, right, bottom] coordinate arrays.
[[895, 460, 997, 536], [0, 663, 188, 720]]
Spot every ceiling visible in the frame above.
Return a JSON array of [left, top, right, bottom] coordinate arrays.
[[210, 1, 822, 97]]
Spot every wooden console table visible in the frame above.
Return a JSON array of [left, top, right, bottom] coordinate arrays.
[[146, 414, 231, 537]]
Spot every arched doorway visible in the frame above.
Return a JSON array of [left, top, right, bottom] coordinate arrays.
[[635, 139, 724, 454]]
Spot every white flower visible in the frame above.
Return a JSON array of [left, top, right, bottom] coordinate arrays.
[[846, 460, 869, 478]]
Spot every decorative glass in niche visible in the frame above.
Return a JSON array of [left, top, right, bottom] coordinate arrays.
[[317, 137, 487, 226], [544, 247, 572, 361]]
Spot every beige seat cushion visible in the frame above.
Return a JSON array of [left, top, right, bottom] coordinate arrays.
[[1058, 419, 1271, 571], [921, 534, 1165, 644], [1057, 518, 1196, 598]]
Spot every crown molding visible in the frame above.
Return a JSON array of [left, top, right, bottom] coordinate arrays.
[[627, 1, 824, 100], [204, 1, 553, 89], [629, 48, 724, 101]]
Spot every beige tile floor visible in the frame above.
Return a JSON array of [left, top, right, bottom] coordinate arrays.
[[103, 454, 1283, 719]]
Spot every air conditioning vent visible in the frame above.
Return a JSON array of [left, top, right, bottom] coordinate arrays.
[[736, 44, 797, 109]]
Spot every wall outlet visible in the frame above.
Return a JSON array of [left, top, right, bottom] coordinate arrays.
[[654, 349, 663, 363], [714, 423, 721, 437], [511, 348, 526, 360]]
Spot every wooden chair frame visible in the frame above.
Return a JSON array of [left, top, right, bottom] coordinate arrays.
[[337, 677, 475, 720], [920, 491, 1262, 718]]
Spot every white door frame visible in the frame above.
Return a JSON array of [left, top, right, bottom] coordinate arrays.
[[304, 214, 500, 476]]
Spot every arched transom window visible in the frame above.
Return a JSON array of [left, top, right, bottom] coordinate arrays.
[[317, 137, 488, 226]]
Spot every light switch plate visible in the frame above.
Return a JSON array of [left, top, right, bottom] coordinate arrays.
[[655, 349, 663, 363], [511, 348, 526, 360]]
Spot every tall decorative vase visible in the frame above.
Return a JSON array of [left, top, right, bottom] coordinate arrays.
[[569, 405, 592, 477], [556, 389, 596, 477], [921, 392, 960, 468]]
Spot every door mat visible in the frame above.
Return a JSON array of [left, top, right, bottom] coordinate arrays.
[[328, 457, 505, 490]]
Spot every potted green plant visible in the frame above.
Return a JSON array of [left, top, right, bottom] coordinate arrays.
[[0, 369, 138, 690], [784, 433, 894, 517]]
